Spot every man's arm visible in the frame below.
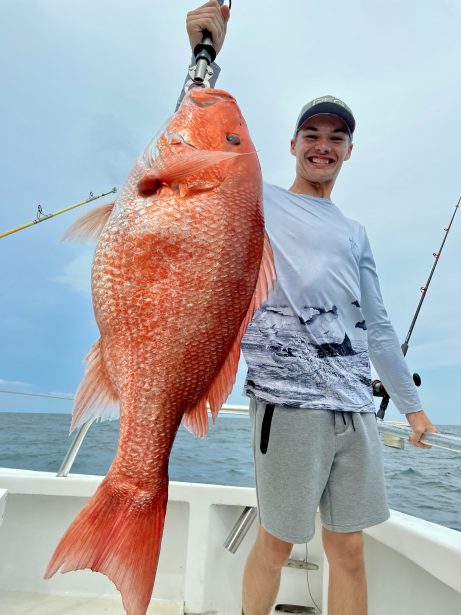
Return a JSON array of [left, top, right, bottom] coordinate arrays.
[[176, 1, 230, 110], [359, 227, 437, 448]]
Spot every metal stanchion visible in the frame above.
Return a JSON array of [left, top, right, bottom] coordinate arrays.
[[56, 418, 96, 477], [223, 506, 257, 553]]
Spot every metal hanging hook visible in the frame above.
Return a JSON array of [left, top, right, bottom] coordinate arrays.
[[190, 0, 232, 86]]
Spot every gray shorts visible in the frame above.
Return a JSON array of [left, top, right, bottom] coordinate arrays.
[[250, 400, 391, 543]]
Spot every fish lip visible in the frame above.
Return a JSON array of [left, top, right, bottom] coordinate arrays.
[[187, 88, 236, 107]]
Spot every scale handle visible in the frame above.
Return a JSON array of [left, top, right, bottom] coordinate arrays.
[[192, 0, 230, 84]]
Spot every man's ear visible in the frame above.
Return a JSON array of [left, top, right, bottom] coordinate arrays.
[[345, 142, 353, 161], [290, 138, 296, 156]]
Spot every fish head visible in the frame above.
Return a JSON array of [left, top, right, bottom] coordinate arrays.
[[139, 89, 259, 198], [169, 88, 255, 156]]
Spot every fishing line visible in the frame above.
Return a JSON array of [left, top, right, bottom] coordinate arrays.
[[0, 389, 74, 401], [0, 187, 117, 240], [305, 543, 321, 613]]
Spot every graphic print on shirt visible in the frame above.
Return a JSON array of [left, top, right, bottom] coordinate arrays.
[[243, 183, 423, 415], [242, 302, 374, 411]]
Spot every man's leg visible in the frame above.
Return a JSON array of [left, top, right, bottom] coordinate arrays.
[[322, 527, 367, 615], [242, 526, 293, 615]]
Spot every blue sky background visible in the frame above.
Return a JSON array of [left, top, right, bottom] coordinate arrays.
[[1, 0, 460, 424]]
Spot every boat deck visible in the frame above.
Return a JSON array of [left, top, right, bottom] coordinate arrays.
[[2, 470, 461, 615], [0, 590, 183, 614]]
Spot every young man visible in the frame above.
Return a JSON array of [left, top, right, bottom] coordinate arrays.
[[184, 3, 437, 615]]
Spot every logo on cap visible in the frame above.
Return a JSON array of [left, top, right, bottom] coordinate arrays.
[[294, 95, 356, 137]]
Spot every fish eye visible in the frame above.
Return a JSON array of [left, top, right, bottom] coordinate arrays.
[[226, 134, 241, 145]]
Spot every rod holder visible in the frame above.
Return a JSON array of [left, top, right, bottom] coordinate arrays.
[[223, 506, 257, 553]]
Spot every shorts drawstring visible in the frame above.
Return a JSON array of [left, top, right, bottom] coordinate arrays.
[[341, 410, 356, 431]]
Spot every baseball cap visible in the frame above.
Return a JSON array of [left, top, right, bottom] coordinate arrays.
[[294, 95, 355, 138]]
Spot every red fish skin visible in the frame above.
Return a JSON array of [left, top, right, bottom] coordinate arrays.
[[45, 88, 274, 615], [94, 89, 265, 476]]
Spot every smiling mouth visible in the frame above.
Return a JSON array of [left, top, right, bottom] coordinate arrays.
[[307, 156, 335, 166]]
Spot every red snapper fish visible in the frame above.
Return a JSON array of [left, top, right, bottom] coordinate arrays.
[[45, 87, 275, 615]]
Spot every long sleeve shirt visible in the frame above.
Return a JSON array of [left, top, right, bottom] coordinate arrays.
[[241, 184, 422, 414]]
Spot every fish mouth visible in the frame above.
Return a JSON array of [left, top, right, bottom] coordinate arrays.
[[188, 88, 236, 108]]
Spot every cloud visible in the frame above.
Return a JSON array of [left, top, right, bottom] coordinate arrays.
[[52, 251, 93, 294], [0, 379, 31, 388]]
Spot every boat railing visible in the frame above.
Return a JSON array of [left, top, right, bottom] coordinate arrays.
[[377, 421, 461, 453], [56, 417, 97, 477], [56, 404, 461, 478], [56, 403, 249, 477], [52, 403, 461, 553]]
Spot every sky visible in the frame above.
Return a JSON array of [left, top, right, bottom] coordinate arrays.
[[0, 0, 460, 424]]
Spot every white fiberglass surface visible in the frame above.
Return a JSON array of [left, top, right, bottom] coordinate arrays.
[[0, 591, 183, 615]]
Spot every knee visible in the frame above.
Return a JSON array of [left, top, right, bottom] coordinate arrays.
[[322, 528, 365, 574], [255, 527, 293, 571]]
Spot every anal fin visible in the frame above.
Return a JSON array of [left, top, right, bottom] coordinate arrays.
[[182, 398, 209, 437], [70, 339, 119, 433]]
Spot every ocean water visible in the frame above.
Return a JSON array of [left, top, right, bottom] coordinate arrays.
[[0, 412, 460, 532]]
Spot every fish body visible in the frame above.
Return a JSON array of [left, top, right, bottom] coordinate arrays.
[[45, 88, 275, 614]]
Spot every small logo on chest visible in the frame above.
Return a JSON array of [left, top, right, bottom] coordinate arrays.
[[349, 237, 359, 255]]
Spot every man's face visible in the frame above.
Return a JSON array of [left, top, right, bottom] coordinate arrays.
[[290, 115, 353, 185]]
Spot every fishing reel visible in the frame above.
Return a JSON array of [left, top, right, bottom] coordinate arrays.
[[372, 373, 421, 419]]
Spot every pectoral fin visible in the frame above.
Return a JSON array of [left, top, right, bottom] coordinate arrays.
[[138, 148, 240, 196]]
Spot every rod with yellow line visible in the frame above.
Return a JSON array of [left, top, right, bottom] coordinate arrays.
[[0, 187, 117, 239]]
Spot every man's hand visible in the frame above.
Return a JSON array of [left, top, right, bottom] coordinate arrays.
[[405, 410, 438, 449], [187, 1, 231, 56]]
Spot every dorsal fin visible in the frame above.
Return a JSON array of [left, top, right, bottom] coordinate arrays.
[[182, 232, 276, 436], [62, 202, 115, 243]]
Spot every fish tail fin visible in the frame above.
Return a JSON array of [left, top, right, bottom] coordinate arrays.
[[44, 475, 168, 615], [62, 201, 115, 243], [70, 339, 119, 433]]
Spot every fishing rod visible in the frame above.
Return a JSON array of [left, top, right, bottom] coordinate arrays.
[[373, 197, 460, 419], [0, 187, 117, 240]]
